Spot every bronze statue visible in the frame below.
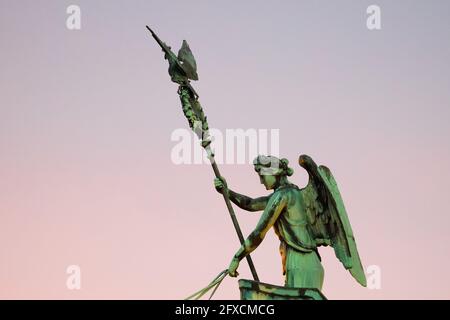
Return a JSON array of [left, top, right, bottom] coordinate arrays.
[[147, 27, 366, 300], [216, 155, 366, 299]]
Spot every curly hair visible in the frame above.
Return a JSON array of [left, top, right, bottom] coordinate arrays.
[[253, 155, 294, 177]]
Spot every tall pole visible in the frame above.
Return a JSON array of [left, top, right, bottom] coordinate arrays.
[[146, 26, 259, 281], [205, 145, 259, 282]]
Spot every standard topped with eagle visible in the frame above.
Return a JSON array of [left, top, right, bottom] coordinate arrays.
[[146, 27, 366, 300]]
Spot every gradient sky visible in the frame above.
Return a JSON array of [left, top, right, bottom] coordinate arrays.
[[1, 0, 449, 299]]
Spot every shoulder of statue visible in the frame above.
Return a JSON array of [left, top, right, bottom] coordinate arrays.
[[271, 185, 295, 201], [276, 183, 300, 193]]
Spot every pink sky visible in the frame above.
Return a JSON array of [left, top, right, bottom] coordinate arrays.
[[1, 0, 449, 299]]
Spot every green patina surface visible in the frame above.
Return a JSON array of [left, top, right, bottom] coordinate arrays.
[[148, 27, 367, 300], [239, 279, 326, 300]]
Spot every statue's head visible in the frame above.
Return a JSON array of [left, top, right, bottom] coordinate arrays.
[[253, 155, 294, 190]]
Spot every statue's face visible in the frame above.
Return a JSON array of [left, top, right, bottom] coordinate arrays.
[[259, 174, 277, 190]]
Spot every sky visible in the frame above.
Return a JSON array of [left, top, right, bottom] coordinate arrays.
[[0, 0, 449, 299]]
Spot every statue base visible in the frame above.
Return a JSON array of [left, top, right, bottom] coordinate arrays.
[[238, 279, 327, 300]]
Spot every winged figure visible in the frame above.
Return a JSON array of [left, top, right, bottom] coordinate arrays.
[[215, 154, 366, 290]]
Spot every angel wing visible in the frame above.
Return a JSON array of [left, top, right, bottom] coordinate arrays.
[[299, 154, 367, 287]]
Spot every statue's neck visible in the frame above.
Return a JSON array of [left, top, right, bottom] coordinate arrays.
[[275, 176, 290, 190]]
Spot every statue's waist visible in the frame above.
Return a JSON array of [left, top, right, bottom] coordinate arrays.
[[274, 222, 316, 252]]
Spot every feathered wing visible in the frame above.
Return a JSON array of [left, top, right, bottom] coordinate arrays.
[[299, 155, 367, 287]]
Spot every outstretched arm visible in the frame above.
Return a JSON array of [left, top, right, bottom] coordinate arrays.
[[214, 177, 269, 212], [228, 191, 287, 276], [229, 190, 269, 212]]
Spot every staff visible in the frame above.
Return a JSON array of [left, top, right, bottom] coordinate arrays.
[[146, 26, 260, 282]]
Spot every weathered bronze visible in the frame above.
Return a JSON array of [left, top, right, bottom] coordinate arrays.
[[147, 26, 260, 282], [216, 155, 367, 299], [239, 279, 326, 300], [147, 27, 366, 300]]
